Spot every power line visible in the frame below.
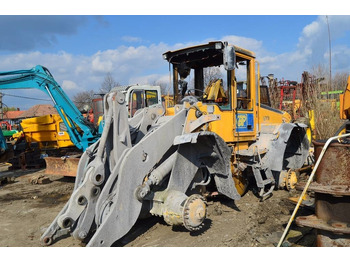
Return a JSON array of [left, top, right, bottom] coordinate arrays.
[[0, 92, 51, 102]]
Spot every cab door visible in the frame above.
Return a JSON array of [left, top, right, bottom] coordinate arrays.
[[128, 90, 145, 117], [234, 57, 256, 140]]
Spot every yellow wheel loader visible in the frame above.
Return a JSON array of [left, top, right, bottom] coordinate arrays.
[[41, 41, 309, 246]]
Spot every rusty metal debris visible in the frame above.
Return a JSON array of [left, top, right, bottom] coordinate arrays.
[[296, 140, 350, 246], [28, 174, 51, 185], [44, 156, 80, 177], [278, 133, 350, 247]]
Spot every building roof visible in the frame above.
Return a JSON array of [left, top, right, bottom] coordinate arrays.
[[18, 104, 58, 118], [2, 110, 25, 120]]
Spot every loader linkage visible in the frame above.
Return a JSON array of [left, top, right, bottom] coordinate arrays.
[[41, 90, 240, 246]]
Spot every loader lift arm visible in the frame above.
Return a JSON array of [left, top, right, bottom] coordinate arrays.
[[0, 65, 98, 150]]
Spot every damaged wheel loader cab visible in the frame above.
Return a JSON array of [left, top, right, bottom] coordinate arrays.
[[163, 41, 309, 197], [42, 41, 309, 247]]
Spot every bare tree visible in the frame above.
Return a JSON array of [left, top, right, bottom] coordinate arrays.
[[152, 80, 171, 95], [203, 67, 223, 86], [311, 64, 328, 91], [73, 90, 95, 112], [332, 72, 348, 91], [305, 65, 346, 140], [100, 72, 119, 94], [266, 76, 280, 109]]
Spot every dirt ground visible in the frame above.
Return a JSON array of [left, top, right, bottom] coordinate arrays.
[[0, 167, 316, 247]]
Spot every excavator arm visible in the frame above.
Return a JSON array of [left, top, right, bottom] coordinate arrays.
[[0, 130, 7, 154], [0, 65, 98, 150]]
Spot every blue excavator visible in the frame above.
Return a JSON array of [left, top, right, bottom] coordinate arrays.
[[0, 65, 162, 174], [0, 65, 100, 173], [0, 65, 99, 151]]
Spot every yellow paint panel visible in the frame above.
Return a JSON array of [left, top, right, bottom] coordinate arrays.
[[20, 114, 74, 149], [340, 76, 350, 120]]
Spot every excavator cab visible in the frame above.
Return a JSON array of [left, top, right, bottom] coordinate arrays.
[[128, 87, 161, 117], [111, 85, 162, 118]]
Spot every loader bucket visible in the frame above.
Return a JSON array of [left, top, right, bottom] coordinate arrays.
[[44, 156, 80, 177]]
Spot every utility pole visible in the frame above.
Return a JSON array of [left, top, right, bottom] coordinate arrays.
[[326, 15, 332, 94]]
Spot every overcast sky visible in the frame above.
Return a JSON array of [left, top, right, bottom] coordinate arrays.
[[0, 4, 349, 110]]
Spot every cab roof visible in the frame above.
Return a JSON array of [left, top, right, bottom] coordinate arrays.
[[162, 41, 255, 69]]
